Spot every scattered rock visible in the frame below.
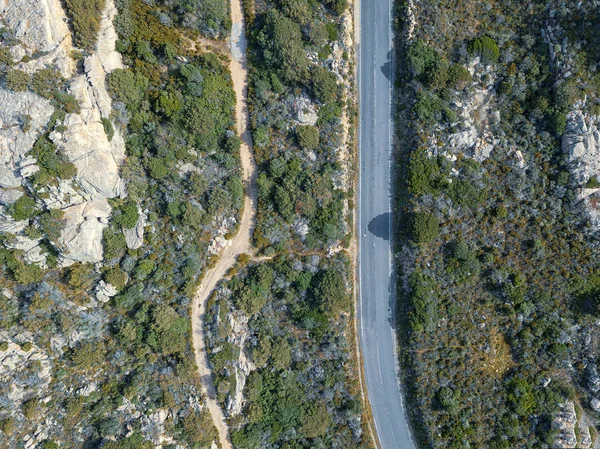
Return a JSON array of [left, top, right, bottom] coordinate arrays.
[[95, 280, 118, 303], [294, 96, 318, 126]]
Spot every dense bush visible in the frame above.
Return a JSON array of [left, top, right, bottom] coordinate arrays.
[[63, 0, 106, 50], [207, 254, 368, 448], [396, 1, 600, 448], [468, 36, 500, 64]]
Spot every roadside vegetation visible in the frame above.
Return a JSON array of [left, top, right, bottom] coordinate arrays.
[[395, 1, 600, 448], [206, 253, 368, 448], [245, 0, 354, 254]]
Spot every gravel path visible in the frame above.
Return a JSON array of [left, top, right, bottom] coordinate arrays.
[[190, 0, 256, 447]]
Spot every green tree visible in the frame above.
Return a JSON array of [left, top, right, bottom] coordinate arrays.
[[296, 125, 320, 150], [409, 212, 439, 244], [312, 269, 349, 317], [468, 36, 500, 64]]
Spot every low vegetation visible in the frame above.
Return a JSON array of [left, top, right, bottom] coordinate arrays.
[[206, 254, 369, 448], [395, 1, 600, 448]]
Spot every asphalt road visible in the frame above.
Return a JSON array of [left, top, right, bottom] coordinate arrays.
[[357, 0, 415, 447]]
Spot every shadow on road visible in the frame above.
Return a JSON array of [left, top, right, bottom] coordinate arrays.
[[368, 213, 390, 240], [380, 50, 393, 80]]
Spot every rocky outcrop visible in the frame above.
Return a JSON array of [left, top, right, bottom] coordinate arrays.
[[0, 188, 24, 205], [447, 81, 497, 162], [56, 200, 111, 264], [293, 96, 318, 126], [123, 207, 146, 250], [0, 89, 54, 188], [0, 333, 52, 412], [563, 110, 600, 186], [50, 56, 126, 200], [1, 0, 75, 77], [0, 0, 129, 266], [225, 313, 255, 417]]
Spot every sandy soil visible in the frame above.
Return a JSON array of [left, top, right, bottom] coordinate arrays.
[[190, 0, 256, 447]]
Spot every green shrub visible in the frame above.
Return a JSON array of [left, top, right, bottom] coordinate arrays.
[[414, 90, 444, 123], [55, 92, 80, 113], [296, 125, 320, 150], [448, 64, 472, 89], [311, 66, 339, 103], [103, 227, 127, 260], [107, 69, 149, 109], [102, 118, 115, 141], [468, 36, 500, 64], [72, 341, 105, 371], [114, 200, 139, 229], [0, 47, 14, 66], [0, 341, 8, 351], [104, 267, 128, 289], [0, 417, 14, 435], [64, 0, 106, 50], [8, 196, 38, 221], [311, 269, 349, 317], [14, 263, 45, 284], [68, 263, 95, 289], [555, 79, 582, 111], [20, 341, 33, 351], [147, 157, 168, 180], [5, 69, 29, 92], [31, 68, 65, 99], [254, 126, 270, 147], [323, 0, 347, 14], [39, 209, 65, 242], [409, 212, 439, 244], [407, 40, 438, 78]]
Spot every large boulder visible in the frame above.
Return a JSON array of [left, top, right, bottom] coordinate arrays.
[[56, 200, 111, 264]]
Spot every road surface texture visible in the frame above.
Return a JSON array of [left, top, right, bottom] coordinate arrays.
[[357, 0, 415, 447]]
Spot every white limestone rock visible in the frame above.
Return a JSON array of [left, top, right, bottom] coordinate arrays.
[[40, 180, 85, 210], [123, 207, 147, 250], [0, 189, 24, 205], [50, 69, 126, 199], [56, 199, 112, 264], [1, 0, 75, 77], [96, 0, 124, 74], [49, 0, 126, 201], [0, 211, 28, 234], [0, 89, 54, 188], [95, 280, 118, 303]]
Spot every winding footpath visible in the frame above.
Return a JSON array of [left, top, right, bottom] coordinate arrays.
[[190, 0, 256, 446]]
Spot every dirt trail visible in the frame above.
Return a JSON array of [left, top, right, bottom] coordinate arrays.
[[190, 0, 256, 447]]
